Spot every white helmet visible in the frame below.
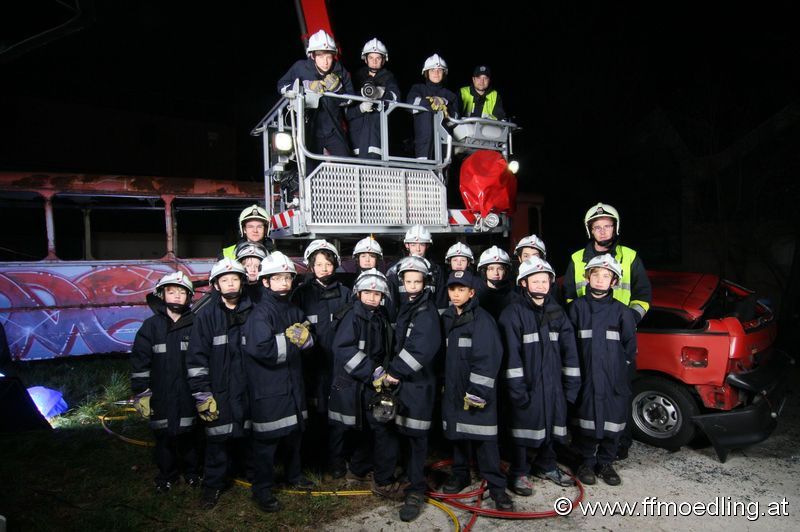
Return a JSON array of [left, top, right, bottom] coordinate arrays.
[[353, 268, 391, 298], [361, 38, 388, 62], [514, 234, 547, 259], [210, 258, 247, 284], [259, 251, 297, 279], [477, 246, 512, 269], [303, 239, 340, 266], [584, 202, 620, 238], [445, 243, 475, 263], [238, 204, 270, 237], [306, 29, 337, 58], [154, 271, 194, 295], [584, 253, 623, 279], [422, 53, 448, 75], [352, 236, 383, 258], [517, 256, 555, 284], [235, 242, 267, 262], [404, 224, 433, 245], [397, 256, 430, 278]]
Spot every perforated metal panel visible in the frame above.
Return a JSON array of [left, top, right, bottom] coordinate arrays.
[[307, 163, 447, 228]]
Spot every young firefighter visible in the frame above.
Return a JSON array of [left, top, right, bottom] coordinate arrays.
[[352, 236, 384, 274], [386, 225, 447, 311], [444, 242, 475, 273], [512, 234, 561, 301], [569, 254, 637, 486], [328, 269, 393, 490], [131, 271, 201, 493], [242, 251, 315, 512], [291, 240, 351, 478], [371, 256, 442, 522], [235, 241, 268, 303], [498, 257, 581, 496], [477, 245, 521, 321], [186, 258, 254, 510], [441, 270, 514, 511]]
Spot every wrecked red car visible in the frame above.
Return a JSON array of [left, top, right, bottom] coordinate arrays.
[[633, 271, 792, 461]]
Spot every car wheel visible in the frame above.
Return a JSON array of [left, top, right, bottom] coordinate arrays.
[[631, 376, 699, 449]]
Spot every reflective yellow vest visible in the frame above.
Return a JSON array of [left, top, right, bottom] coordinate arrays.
[[221, 245, 236, 260], [460, 87, 499, 119], [570, 245, 650, 316]]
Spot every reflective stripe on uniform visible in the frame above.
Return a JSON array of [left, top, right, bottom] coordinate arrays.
[[456, 422, 497, 436], [523, 333, 539, 344], [213, 335, 228, 345], [573, 419, 626, 432], [150, 419, 168, 429], [152, 344, 167, 354], [180, 417, 196, 427], [553, 425, 567, 437], [606, 331, 620, 340], [562, 367, 580, 377], [579, 330, 592, 338], [399, 349, 423, 372], [301, 410, 308, 420], [328, 410, 357, 425], [358, 340, 366, 350], [469, 372, 495, 388], [207, 423, 233, 436], [511, 428, 545, 440], [253, 414, 298, 433], [276, 334, 288, 364], [631, 303, 647, 319], [180, 342, 189, 351], [307, 314, 318, 324], [505, 367, 524, 379], [395, 416, 431, 430], [187, 367, 208, 378], [458, 337, 472, 348], [345, 351, 367, 373], [131, 371, 150, 379], [548, 332, 559, 341]]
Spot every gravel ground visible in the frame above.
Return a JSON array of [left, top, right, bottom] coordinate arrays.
[[325, 372, 799, 531]]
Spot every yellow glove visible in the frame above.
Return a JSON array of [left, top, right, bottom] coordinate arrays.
[[322, 72, 341, 92], [463, 393, 487, 411], [372, 366, 387, 392], [133, 390, 152, 418], [285, 321, 311, 348], [306, 79, 325, 93], [196, 395, 219, 422]]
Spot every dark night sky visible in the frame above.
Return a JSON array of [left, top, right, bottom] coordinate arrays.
[[2, 0, 799, 276]]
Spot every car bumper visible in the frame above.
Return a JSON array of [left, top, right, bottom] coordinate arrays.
[[692, 349, 793, 462]]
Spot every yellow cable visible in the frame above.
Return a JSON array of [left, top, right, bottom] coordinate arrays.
[[98, 407, 155, 448], [426, 497, 461, 532]]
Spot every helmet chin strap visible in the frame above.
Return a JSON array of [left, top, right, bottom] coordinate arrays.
[[166, 302, 190, 314], [594, 235, 617, 248], [589, 287, 612, 297], [221, 291, 241, 301], [527, 291, 547, 301]]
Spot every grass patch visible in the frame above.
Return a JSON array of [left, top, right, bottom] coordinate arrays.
[[0, 357, 384, 530]]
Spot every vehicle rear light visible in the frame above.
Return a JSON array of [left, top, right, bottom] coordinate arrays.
[[681, 347, 708, 368]]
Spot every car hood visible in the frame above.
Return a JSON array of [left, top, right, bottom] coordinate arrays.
[[648, 271, 719, 321]]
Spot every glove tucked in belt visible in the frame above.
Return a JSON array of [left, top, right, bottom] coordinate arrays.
[[463, 393, 486, 410]]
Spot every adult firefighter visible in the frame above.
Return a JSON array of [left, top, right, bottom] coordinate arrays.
[[459, 65, 506, 120], [221, 204, 273, 260], [346, 38, 401, 159], [186, 258, 254, 510], [407, 54, 459, 159], [277, 29, 354, 157]]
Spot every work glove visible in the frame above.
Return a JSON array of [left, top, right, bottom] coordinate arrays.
[[133, 389, 152, 418], [426, 96, 449, 117], [195, 393, 219, 422], [463, 393, 487, 411], [359, 101, 374, 113], [322, 73, 341, 92], [285, 321, 312, 348], [305, 79, 325, 94], [372, 366, 387, 391]]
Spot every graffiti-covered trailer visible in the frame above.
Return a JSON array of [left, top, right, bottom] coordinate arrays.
[[0, 172, 263, 360]]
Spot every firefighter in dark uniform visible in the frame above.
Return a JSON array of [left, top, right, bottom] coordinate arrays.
[[352, 235, 384, 274], [563, 202, 651, 460], [290, 240, 351, 478], [327, 269, 393, 487], [186, 259, 254, 510], [277, 29, 354, 157], [131, 271, 201, 493], [498, 257, 581, 497], [440, 270, 514, 511], [242, 251, 316, 512], [234, 241, 267, 304], [513, 234, 562, 303], [346, 38, 401, 159], [569, 254, 637, 486], [477, 245, 523, 321], [445, 242, 475, 273], [370, 257, 441, 522], [407, 54, 459, 159], [459, 65, 507, 120], [386, 225, 447, 313]]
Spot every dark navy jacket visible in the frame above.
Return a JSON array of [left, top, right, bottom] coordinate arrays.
[[346, 67, 401, 157], [407, 80, 459, 119], [498, 294, 581, 446], [242, 290, 310, 440], [386, 258, 448, 313], [389, 290, 442, 436], [441, 297, 503, 441], [568, 293, 637, 439], [186, 292, 253, 442], [478, 278, 524, 322], [290, 276, 351, 413], [328, 300, 392, 430], [131, 295, 196, 435]]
